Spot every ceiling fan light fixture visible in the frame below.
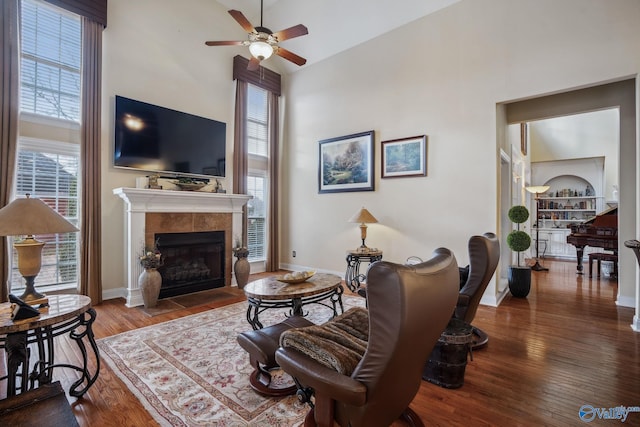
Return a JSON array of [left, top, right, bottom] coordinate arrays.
[[249, 41, 273, 61]]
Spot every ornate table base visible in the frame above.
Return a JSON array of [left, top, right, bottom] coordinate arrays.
[[246, 287, 343, 330], [345, 249, 383, 292], [0, 295, 100, 397], [243, 273, 344, 330]]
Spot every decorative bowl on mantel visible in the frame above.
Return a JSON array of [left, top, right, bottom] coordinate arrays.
[[174, 181, 206, 191]]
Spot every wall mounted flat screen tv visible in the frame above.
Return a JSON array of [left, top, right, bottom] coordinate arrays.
[[114, 95, 226, 178]]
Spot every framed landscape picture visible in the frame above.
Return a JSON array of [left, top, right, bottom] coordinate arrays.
[[381, 135, 427, 178], [318, 130, 375, 193]]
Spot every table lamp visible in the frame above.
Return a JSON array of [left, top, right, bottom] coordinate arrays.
[[348, 207, 378, 249], [0, 194, 79, 303], [525, 185, 551, 271]]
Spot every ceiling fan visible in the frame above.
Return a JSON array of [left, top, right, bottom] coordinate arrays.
[[205, 0, 308, 71]]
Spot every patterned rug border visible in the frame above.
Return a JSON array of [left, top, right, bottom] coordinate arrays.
[[98, 295, 365, 426], [99, 348, 177, 426]]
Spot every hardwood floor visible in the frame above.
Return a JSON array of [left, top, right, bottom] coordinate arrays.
[[7, 262, 640, 426]]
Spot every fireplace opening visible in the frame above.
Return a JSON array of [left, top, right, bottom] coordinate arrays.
[[155, 231, 225, 298]]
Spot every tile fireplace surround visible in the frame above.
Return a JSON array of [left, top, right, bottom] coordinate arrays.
[[113, 187, 251, 307]]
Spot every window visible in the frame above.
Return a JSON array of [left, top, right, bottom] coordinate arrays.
[[20, 0, 82, 122], [10, 139, 80, 291], [11, 0, 82, 292], [247, 84, 268, 156], [246, 84, 269, 262], [246, 175, 266, 260]]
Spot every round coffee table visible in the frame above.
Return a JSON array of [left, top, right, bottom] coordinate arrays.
[[243, 273, 344, 329]]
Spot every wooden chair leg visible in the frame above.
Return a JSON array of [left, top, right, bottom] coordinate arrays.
[[312, 395, 335, 427], [303, 408, 317, 427]]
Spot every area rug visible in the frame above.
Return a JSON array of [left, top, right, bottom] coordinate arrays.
[[98, 295, 366, 426]]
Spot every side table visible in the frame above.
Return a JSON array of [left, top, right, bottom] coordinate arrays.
[[0, 294, 99, 398], [345, 249, 383, 294]]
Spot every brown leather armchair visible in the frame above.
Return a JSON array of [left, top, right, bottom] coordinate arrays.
[[275, 248, 459, 427], [454, 232, 500, 349]]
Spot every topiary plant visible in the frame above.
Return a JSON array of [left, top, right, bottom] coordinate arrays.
[[507, 205, 531, 266]]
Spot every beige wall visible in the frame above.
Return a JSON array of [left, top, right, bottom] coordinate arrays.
[[530, 109, 619, 201], [101, 0, 640, 314], [279, 0, 640, 308]]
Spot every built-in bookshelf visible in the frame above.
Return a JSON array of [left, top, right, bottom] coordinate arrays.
[[537, 195, 602, 228]]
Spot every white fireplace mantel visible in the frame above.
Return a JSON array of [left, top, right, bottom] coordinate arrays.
[[113, 187, 251, 307]]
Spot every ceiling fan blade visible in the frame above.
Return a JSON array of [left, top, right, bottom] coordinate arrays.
[[228, 10, 256, 34], [205, 40, 245, 46], [272, 24, 308, 42], [276, 47, 307, 66], [247, 57, 261, 71]]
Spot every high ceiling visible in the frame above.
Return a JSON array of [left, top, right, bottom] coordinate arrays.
[[215, 0, 461, 72]]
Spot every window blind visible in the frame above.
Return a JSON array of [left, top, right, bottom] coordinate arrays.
[[248, 84, 268, 157], [247, 175, 266, 261], [11, 138, 80, 290], [20, 0, 81, 122]]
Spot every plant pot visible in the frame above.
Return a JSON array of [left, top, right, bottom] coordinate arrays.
[[139, 268, 162, 308], [508, 266, 531, 298]]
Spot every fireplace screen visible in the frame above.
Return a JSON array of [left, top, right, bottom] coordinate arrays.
[[155, 231, 224, 298]]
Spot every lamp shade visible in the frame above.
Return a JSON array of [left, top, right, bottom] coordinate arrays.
[[525, 185, 550, 195], [0, 195, 78, 236], [249, 41, 273, 60], [348, 207, 378, 224]]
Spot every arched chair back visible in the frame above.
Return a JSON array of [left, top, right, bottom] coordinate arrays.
[[455, 232, 500, 348]]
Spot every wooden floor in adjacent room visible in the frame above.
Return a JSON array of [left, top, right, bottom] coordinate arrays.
[[7, 260, 640, 426]]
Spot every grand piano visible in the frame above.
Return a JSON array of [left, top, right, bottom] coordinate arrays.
[[566, 206, 618, 273]]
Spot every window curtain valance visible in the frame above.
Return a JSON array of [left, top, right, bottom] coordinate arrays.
[[44, 0, 107, 27], [233, 55, 281, 96]]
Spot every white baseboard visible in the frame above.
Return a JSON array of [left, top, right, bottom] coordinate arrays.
[[102, 287, 126, 301], [102, 286, 142, 307], [616, 294, 635, 308], [632, 315, 640, 332]]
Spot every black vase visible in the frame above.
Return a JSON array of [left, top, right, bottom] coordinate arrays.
[[508, 266, 531, 298]]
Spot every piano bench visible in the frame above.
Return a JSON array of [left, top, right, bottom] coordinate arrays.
[[588, 252, 618, 278]]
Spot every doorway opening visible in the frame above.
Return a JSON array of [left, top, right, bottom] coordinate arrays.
[[496, 79, 636, 321]]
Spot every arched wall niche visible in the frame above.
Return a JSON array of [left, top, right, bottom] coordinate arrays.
[[532, 157, 604, 205]]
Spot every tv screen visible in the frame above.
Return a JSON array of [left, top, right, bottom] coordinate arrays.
[[114, 95, 226, 178]]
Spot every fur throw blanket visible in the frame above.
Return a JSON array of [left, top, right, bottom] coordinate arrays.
[[279, 307, 369, 375]]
